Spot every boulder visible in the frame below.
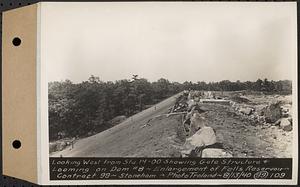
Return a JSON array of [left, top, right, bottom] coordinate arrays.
[[189, 113, 206, 136], [181, 126, 217, 157], [257, 116, 265, 123], [194, 97, 200, 102], [280, 118, 292, 131], [254, 105, 267, 116], [264, 102, 282, 123], [258, 110, 264, 116], [274, 119, 281, 126], [239, 107, 253, 115]]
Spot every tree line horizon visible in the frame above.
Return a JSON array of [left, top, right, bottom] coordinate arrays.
[[49, 76, 292, 86], [49, 75, 292, 141]]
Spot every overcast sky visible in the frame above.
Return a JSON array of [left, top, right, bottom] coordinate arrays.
[[41, 2, 297, 83]]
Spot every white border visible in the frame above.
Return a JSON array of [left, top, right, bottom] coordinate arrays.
[[36, 2, 42, 184], [38, 2, 298, 185], [39, 2, 51, 184]]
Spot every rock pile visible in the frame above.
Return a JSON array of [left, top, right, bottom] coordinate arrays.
[[170, 94, 188, 113], [230, 98, 293, 131]]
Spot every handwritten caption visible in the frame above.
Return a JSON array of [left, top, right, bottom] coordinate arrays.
[[50, 158, 292, 180]]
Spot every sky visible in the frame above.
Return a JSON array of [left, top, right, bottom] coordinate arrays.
[[41, 2, 297, 83]]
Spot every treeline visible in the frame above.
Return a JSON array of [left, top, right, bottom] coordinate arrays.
[[181, 79, 292, 93], [49, 76, 291, 141]]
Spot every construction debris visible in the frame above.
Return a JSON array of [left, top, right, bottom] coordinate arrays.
[[201, 99, 231, 105]]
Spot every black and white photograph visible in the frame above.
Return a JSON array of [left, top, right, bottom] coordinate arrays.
[[46, 2, 297, 160]]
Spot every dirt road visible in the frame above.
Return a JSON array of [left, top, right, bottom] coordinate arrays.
[[51, 93, 182, 157]]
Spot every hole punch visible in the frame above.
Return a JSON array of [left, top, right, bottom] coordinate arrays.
[[12, 37, 21, 46], [12, 140, 21, 149]]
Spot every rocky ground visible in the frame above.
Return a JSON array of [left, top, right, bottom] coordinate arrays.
[[178, 91, 294, 158], [195, 103, 293, 158]]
